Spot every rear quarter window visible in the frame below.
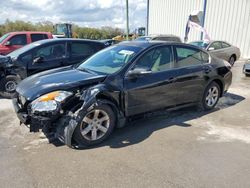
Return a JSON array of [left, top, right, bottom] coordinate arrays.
[[221, 42, 231, 48], [31, 34, 48, 42]]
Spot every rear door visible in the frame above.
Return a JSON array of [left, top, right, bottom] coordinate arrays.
[[124, 45, 179, 116], [26, 42, 67, 76], [173, 45, 208, 104], [67, 41, 97, 66]]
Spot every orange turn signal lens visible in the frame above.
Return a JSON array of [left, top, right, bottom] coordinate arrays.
[[38, 91, 59, 102]]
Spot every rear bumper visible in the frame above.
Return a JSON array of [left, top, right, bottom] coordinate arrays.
[[223, 71, 232, 93]]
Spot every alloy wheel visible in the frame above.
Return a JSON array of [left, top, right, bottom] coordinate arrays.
[[206, 86, 219, 107], [80, 109, 110, 141], [5, 80, 17, 92]]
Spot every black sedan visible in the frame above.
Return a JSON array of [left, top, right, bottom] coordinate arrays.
[[13, 41, 232, 148], [0, 38, 105, 98]]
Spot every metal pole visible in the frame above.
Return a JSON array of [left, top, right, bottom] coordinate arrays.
[[126, 0, 129, 40], [146, 0, 149, 35], [201, 0, 207, 40]]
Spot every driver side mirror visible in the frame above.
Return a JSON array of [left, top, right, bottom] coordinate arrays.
[[208, 47, 215, 51], [4, 41, 11, 46], [127, 68, 152, 78], [32, 56, 43, 64]]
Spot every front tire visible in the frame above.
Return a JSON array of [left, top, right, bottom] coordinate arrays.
[[200, 82, 221, 111], [73, 104, 116, 147], [0, 75, 20, 99]]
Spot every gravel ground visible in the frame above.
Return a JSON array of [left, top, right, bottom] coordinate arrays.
[[0, 60, 250, 188]]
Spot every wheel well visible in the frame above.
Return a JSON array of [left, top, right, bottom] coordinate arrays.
[[96, 94, 120, 119], [213, 79, 224, 97], [231, 54, 236, 60]]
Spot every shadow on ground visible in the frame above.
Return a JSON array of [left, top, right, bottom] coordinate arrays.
[[49, 92, 245, 149]]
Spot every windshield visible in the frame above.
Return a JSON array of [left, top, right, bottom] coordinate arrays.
[[0, 33, 10, 44], [135, 36, 151, 41], [190, 41, 209, 49], [78, 45, 142, 74], [8, 42, 42, 58]]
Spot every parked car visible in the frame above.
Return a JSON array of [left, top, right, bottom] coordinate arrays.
[[0, 31, 53, 55], [13, 41, 232, 148], [135, 34, 182, 43], [100, 39, 120, 46], [243, 60, 250, 76], [0, 38, 105, 98], [189, 40, 241, 65]]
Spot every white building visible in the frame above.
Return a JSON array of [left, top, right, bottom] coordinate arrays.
[[148, 0, 250, 58]]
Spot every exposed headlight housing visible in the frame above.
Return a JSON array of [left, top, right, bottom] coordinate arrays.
[[31, 91, 73, 113]]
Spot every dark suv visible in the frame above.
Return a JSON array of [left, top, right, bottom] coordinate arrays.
[[13, 41, 232, 149], [0, 38, 105, 98]]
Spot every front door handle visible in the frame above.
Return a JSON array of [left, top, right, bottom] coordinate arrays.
[[203, 67, 212, 74], [168, 77, 177, 83]]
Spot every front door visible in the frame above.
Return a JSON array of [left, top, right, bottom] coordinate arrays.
[[124, 45, 178, 116], [4, 34, 28, 54]]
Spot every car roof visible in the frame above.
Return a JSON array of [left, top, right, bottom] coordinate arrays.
[[117, 40, 190, 49], [8, 31, 51, 35], [149, 34, 181, 38], [31, 38, 105, 45], [117, 41, 209, 54]]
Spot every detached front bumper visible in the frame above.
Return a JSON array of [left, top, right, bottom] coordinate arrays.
[[12, 98, 58, 132], [12, 98, 29, 124]]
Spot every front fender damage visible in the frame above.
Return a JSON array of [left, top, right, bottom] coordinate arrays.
[[55, 84, 126, 148]]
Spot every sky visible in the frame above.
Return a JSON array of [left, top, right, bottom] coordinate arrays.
[[0, 0, 147, 30]]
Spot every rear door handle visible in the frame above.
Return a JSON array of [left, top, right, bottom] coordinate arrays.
[[168, 77, 177, 83]]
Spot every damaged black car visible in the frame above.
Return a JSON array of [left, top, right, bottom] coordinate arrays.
[[13, 41, 232, 148], [0, 38, 105, 98]]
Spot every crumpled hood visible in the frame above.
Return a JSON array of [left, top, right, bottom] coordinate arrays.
[[16, 66, 106, 101]]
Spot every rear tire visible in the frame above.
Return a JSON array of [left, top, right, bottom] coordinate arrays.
[[200, 82, 221, 111], [73, 104, 116, 147], [0, 75, 20, 99], [229, 55, 236, 66]]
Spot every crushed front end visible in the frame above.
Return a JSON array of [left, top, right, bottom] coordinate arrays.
[[13, 91, 77, 132]]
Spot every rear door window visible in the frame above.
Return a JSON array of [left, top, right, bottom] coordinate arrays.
[[34, 43, 66, 61], [175, 46, 204, 68], [70, 42, 95, 56], [209, 42, 222, 50], [9, 34, 27, 45], [31, 34, 48, 42]]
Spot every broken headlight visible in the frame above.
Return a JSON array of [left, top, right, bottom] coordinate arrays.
[[31, 91, 73, 113]]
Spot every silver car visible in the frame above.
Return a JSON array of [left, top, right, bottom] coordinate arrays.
[[243, 60, 250, 76], [135, 34, 182, 43], [190, 40, 241, 65]]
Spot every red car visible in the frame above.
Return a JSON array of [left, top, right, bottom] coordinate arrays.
[[0, 31, 53, 55]]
